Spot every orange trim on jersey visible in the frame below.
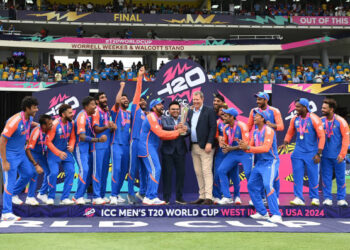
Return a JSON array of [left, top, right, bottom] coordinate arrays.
[[92, 109, 100, 127], [78, 174, 86, 185], [284, 116, 297, 143], [335, 114, 350, 159], [148, 113, 179, 140], [247, 109, 254, 132], [4, 186, 12, 195], [27, 126, 40, 150], [313, 184, 319, 189], [128, 173, 133, 180], [342, 184, 346, 189], [31, 178, 36, 182], [46, 119, 62, 157], [112, 176, 117, 183], [149, 174, 158, 184], [267, 188, 275, 197], [92, 175, 99, 183], [2, 113, 21, 138], [270, 106, 284, 131], [248, 126, 275, 154], [310, 113, 325, 150]]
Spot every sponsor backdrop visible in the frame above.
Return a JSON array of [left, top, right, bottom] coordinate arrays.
[[32, 59, 344, 195]]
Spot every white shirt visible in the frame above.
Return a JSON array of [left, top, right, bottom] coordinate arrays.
[[191, 104, 203, 142]]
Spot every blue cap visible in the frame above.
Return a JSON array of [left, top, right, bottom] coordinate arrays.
[[254, 91, 270, 101], [298, 98, 311, 112], [149, 98, 163, 110], [140, 94, 147, 100], [222, 108, 238, 118], [255, 109, 268, 121]]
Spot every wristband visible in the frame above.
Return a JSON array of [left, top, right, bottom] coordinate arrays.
[[34, 162, 39, 166]]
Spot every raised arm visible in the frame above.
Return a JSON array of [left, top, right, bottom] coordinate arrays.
[[132, 66, 145, 105], [114, 81, 125, 111]]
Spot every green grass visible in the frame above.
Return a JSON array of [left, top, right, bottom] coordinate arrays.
[[0, 233, 350, 250], [331, 178, 350, 194]]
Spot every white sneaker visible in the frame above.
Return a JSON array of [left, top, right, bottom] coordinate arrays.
[[337, 200, 348, 207], [25, 197, 39, 206], [249, 200, 254, 206], [109, 196, 118, 205], [143, 197, 166, 205], [60, 199, 74, 205], [268, 215, 283, 223], [152, 198, 166, 205], [116, 195, 125, 203], [1, 213, 21, 221], [93, 198, 106, 205], [142, 197, 152, 205], [213, 197, 221, 204], [235, 197, 242, 205], [250, 212, 270, 220], [218, 197, 234, 205], [12, 195, 23, 205], [37, 193, 48, 203], [322, 199, 333, 206], [75, 197, 86, 205], [136, 192, 145, 201], [311, 198, 320, 206], [46, 198, 54, 205], [84, 198, 91, 204], [103, 197, 110, 204], [290, 197, 305, 206]]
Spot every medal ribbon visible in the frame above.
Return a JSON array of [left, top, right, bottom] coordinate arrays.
[[325, 115, 335, 139], [38, 126, 47, 155], [254, 125, 266, 146], [97, 106, 108, 126], [20, 111, 31, 141], [298, 113, 310, 138], [228, 124, 237, 145], [59, 118, 69, 144], [83, 111, 96, 137]]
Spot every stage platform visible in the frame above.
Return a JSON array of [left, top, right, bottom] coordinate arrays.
[[1, 193, 350, 218]]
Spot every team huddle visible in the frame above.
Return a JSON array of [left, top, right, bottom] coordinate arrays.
[[0, 67, 349, 223]]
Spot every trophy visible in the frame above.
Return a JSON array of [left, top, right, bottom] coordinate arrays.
[[180, 103, 189, 135]]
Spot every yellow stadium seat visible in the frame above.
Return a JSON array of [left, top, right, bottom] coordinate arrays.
[[336, 66, 342, 70], [14, 74, 20, 80], [2, 72, 8, 79], [264, 81, 269, 84], [223, 78, 228, 83], [329, 77, 335, 81], [344, 68, 349, 72]]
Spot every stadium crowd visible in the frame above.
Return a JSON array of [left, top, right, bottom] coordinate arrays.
[[0, 67, 349, 224]]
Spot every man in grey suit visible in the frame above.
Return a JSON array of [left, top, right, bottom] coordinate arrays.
[[161, 101, 189, 205]]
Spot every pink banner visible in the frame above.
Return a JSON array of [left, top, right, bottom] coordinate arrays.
[[0, 81, 57, 89], [292, 16, 350, 26], [282, 36, 336, 50], [55, 37, 205, 46]]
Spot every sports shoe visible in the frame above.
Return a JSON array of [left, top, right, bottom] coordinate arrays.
[[250, 212, 270, 220], [25, 197, 39, 206], [290, 197, 305, 206], [60, 199, 74, 205], [109, 196, 118, 205], [311, 198, 320, 206], [322, 199, 333, 206], [84, 198, 91, 204], [249, 200, 254, 206], [116, 195, 125, 203], [235, 197, 242, 205], [268, 215, 283, 223], [103, 197, 110, 204], [46, 198, 54, 205], [1, 213, 21, 221], [337, 200, 348, 207], [92, 198, 106, 205], [143, 197, 166, 205], [37, 193, 48, 203], [136, 192, 145, 201], [12, 195, 23, 205], [218, 197, 234, 205], [127, 194, 137, 205], [213, 197, 221, 204], [75, 197, 86, 205]]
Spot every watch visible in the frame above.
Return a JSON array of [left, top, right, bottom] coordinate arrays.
[[317, 153, 322, 157]]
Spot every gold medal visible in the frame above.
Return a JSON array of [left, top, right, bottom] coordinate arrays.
[[300, 135, 304, 140]]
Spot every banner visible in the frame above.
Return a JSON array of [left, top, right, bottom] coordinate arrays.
[[0, 81, 57, 90], [291, 16, 350, 26], [272, 84, 325, 193]]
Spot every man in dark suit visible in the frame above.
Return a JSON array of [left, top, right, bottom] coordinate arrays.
[[187, 91, 217, 205], [161, 101, 189, 205]]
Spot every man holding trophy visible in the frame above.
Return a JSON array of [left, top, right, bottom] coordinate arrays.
[[161, 101, 190, 204]]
